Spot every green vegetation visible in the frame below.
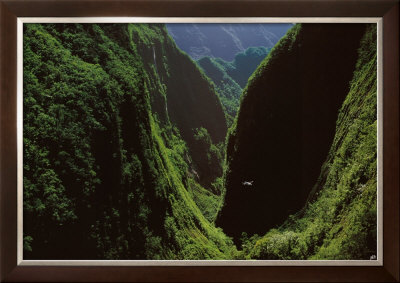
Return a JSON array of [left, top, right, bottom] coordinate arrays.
[[23, 22, 377, 261], [23, 23, 234, 259], [196, 57, 242, 127], [215, 47, 271, 88], [231, 25, 377, 260], [197, 47, 270, 126], [217, 23, 369, 244]]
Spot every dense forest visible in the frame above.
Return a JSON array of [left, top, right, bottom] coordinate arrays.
[[24, 23, 233, 259], [23, 23, 377, 260]]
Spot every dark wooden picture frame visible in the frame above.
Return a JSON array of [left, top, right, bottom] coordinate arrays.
[[1, 0, 399, 282]]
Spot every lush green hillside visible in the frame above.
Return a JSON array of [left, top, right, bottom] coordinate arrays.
[[217, 24, 368, 244], [242, 25, 377, 260], [23, 23, 235, 260], [197, 47, 270, 126], [196, 57, 242, 127], [130, 25, 228, 190]]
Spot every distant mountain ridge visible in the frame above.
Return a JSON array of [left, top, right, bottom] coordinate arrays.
[[167, 23, 292, 61], [197, 47, 271, 126]]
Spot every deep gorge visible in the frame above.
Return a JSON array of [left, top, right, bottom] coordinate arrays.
[[23, 22, 377, 260]]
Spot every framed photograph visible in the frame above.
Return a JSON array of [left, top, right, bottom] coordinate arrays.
[[1, 0, 398, 282]]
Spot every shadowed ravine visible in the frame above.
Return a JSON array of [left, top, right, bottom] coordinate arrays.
[[23, 23, 377, 260]]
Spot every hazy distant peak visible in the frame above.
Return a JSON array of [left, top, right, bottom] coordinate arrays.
[[166, 23, 292, 61]]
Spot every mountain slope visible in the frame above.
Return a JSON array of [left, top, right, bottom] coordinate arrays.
[[196, 58, 242, 127], [244, 25, 377, 260], [214, 46, 271, 88], [130, 24, 228, 189], [23, 23, 235, 260], [217, 23, 367, 243], [197, 47, 270, 126], [167, 23, 292, 61]]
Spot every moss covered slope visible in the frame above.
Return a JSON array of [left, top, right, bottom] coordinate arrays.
[[217, 24, 367, 243], [23, 23, 235, 260], [240, 25, 377, 260]]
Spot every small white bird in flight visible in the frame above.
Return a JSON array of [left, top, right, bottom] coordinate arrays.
[[242, 181, 254, 186]]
